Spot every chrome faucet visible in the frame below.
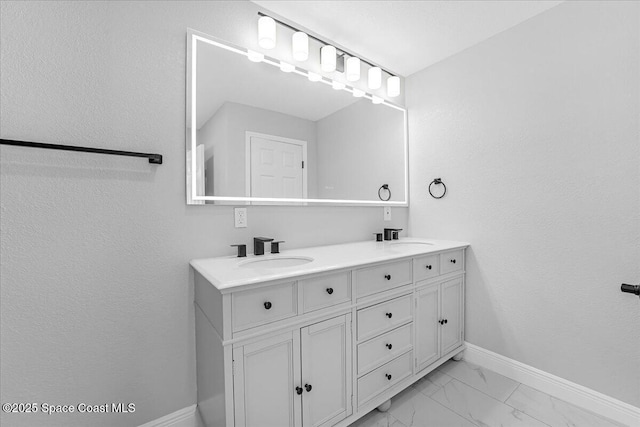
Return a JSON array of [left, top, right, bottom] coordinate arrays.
[[253, 237, 274, 255]]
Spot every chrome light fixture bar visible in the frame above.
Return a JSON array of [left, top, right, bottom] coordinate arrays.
[[256, 11, 400, 97]]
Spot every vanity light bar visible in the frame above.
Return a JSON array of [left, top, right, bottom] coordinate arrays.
[[256, 11, 400, 97]]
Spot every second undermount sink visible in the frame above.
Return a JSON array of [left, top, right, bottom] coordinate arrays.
[[239, 256, 314, 269], [390, 241, 434, 247]]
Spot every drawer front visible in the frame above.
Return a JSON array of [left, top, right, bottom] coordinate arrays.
[[355, 260, 412, 298], [440, 250, 463, 275], [232, 282, 297, 332], [357, 294, 412, 341], [413, 254, 440, 282], [300, 271, 351, 314], [357, 351, 413, 406], [357, 323, 412, 376]]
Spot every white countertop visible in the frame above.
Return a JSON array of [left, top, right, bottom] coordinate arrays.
[[190, 238, 469, 292]]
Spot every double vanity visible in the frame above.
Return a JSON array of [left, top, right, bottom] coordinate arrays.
[[191, 238, 468, 427]]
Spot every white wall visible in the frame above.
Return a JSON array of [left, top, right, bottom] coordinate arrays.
[[316, 100, 406, 201], [0, 2, 407, 426], [407, 0, 639, 407]]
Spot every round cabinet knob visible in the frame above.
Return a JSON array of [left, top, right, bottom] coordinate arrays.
[[386, 312, 393, 318], [305, 384, 312, 392], [385, 374, 392, 381], [426, 265, 432, 270], [386, 343, 393, 350], [296, 386, 303, 395], [444, 319, 448, 324], [384, 274, 391, 280], [450, 259, 456, 264], [264, 301, 272, 310], [439, 319, 444, 325], [326, 288, 334, 295]]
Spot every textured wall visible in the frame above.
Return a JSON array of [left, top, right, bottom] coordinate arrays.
[[407, 0, 640, 406], [0, 2, 407, 426]]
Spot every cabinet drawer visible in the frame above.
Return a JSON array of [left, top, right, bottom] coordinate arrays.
[[232, 282, 297, 332], [357, 323, 412, 376], [300, 272, 351, 314], [357, 294, 412, 341], [357, 351, 413, 407], [413, 254, 440, 282], [440, 250, 463, 275], [354, 260, 412, 299]]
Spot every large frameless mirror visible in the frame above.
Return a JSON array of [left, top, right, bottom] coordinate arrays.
[[186, 30, 408, 206]]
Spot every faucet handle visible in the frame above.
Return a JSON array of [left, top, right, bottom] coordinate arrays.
[[230, 244, 247, 258], [271, 241, 285, 254], [373, 232, 383, 242], [392, 228, 403, 240]]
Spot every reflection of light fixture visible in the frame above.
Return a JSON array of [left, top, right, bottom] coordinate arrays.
[[368, 67, 382, 89], [258, 16, 276, 49], [292, 32, 309, 61], [247, 50, 264, 62], [332, 80, 346, 90], [352, 88, 365, 97], [346, 57, 360, 81], [280, 61, 295, 73], [307, 71, 321, 82], [321, 45, 337, 72], [371, 95, 384, 104], [387, 76, 400, 97]]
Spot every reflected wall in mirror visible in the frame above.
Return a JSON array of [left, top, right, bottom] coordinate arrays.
[[186, 30, 408, 206]]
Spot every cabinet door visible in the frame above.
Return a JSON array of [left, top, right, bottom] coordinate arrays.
[[441, 277, 463, 355], [301, 315, 352, 427], [233, 331, 302, 427], [415, 284, 440, 372]]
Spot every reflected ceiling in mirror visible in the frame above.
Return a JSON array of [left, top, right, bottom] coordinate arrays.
[[186, 30, 408, 206]]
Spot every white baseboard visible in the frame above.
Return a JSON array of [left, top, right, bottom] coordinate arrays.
[[138, 404, 198, 427], [464, 342, 640, 427]]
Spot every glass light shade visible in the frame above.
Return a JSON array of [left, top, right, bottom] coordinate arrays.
[[332, 80, 346, 90], [247, 50, 264, 63], [279, 61, 295, 73], [346, 57, 361, 82], [352, 88, 365, 98], [292, 32, 309, 61], [371, 95, 384, 104], [368, 67, 382, 89], [258, 16, 276, 49], [387, 76, 400, 98], [307, 71, 321, 82], [321, 45, 337, 72]]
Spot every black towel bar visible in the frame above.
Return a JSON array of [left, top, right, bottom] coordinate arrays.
[[0, 139, 163, 164]]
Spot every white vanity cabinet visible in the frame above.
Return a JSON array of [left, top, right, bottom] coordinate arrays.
[[233, 315, 351, 427], [192, 239, 467, 427]]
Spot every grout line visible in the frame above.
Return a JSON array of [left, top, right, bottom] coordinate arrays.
[[503, 382, 522, 403], [426, 391, 483, 427]]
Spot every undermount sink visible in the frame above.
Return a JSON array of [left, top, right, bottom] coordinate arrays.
[[239, 256, 314, 269], [390, 241, 434, 247]]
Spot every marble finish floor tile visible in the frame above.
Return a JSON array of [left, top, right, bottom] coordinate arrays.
[[412, 369, 453, 397], [348, 407, 406, 427], [432, 379, 549, 427], [506, 384, 627, 427], [388, 386, 476, 427], [438, 360, 520, 402]]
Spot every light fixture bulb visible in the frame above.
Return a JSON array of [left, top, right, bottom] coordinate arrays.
[[387, 76, 400, 98], [346, 57, 361, 82], [258, 16, 276, 49], [292, 32, 309, 61], [368, 67, 382, 89], [280, 61, 295, 73], [371, 95, 384, 104], [321, 45, 337, 72], [352, 88, 365, 98], [247, 50, 264, 63], [332, 80, 346, 90], [307, 72, 321, 82]]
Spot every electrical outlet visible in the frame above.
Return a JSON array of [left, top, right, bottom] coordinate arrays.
[[234, 208, 247, 228], [383, 206, 392, 221]]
